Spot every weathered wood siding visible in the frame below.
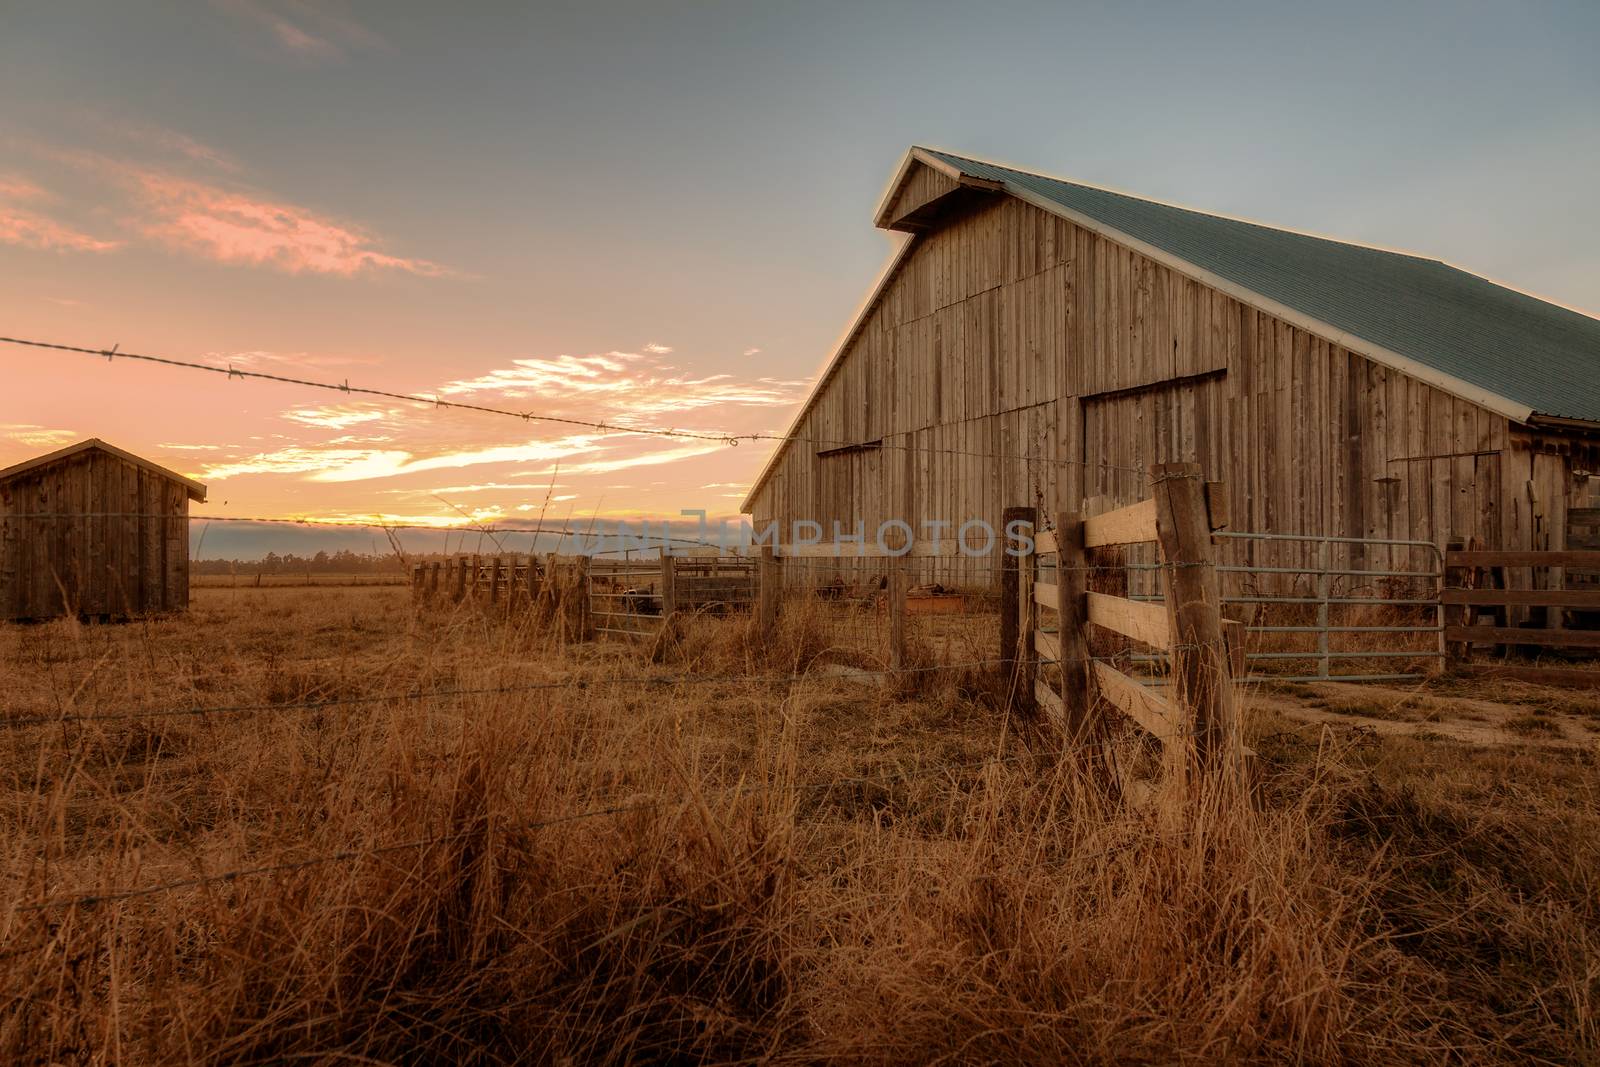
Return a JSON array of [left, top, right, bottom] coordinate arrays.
[[0, 449, 191, 620], [747, 171, 1595, 581]]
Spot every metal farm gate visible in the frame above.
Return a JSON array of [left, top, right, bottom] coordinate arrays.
[[1124, 532, 1445, 683]]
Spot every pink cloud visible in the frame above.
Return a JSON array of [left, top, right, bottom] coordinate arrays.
[[133, 172, 446, 276], [0, 175, 121, 253]]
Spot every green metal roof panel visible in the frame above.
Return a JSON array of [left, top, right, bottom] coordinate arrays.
[[924, 148, 1600, 424]]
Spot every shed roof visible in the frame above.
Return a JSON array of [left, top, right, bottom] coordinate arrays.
[[917, 147, 1600, 425], [0, 439, 207, 502]]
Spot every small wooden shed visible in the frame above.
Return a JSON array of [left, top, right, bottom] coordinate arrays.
[[0, 439, 207, 621]]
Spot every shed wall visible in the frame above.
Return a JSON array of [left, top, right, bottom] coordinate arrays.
[[0, 449, 191, 620]]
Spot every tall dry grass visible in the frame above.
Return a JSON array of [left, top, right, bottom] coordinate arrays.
[[0, 586, 1594, 1063]]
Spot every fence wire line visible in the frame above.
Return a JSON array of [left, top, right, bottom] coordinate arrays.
[[0, 334, 1153, 476], [8, 746, 1080, 915], [2, 656, 1019, 729]]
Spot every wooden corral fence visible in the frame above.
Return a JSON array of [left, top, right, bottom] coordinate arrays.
[[411, 553, 592, 639], [1444, 541, 1600, 688], [1008, 463, 1244, 792], [588, 556, 757, 640]]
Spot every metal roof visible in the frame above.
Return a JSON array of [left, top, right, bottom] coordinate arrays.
[[923, 148, 1600, 424]]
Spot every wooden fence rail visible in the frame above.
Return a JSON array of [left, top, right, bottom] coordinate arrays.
[[1010, 463, 1243, 797], [1444, 545, 1600, 687]]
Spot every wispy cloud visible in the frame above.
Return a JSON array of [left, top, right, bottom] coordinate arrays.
[[133, 172, 447, 276], [109, 120, 241, 173], [197, 434, 722, 484], [214, 0, 387, 61], [436, 348, 810, 419], [2, 424, 79, 448], [280, 405, 397, 429], [0, 174, 121, 253]]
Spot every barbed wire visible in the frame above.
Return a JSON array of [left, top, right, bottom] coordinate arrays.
[[1, 656, 1022, 730], [0, 335, 741, 444], [0, 333, 1154, 476]]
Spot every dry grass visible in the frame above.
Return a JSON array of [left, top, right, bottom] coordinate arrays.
[[1, 587, 1596, 1063]]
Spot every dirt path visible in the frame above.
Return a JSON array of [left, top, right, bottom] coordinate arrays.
[[1250, 681, 1600, 748]]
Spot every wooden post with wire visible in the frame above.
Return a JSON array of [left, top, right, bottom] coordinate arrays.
[[1000, 505, 1035, 705], [757, 544, 780, 638], [659, 553, 678, 632], [1151, 462, 1241, 793]]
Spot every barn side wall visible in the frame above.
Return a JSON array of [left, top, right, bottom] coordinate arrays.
[[745, 186, 1594, 578], [0, 450, 190, 620]]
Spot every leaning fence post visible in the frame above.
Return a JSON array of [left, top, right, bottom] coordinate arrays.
[[1151, 463, 1240, 792]]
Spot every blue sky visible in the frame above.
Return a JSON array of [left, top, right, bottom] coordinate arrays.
[[2, 1, 1597, 554]]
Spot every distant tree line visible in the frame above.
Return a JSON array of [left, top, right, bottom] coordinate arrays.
[[192, 550, 410, 576]]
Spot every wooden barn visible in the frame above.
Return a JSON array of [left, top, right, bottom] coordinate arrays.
[[743, 147, 1600, 580], [0, 439, 206, 621]]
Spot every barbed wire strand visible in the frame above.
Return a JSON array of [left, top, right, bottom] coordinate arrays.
[[0, 334, 1153, 475]]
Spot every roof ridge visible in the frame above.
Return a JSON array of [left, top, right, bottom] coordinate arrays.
[[917, 146, 1445, 266]]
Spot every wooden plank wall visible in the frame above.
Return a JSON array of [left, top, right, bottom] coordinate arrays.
[[746, 165, 1593, 586], [0, 450, 192, 620]]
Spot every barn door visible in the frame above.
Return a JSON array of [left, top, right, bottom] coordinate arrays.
[[1078, 374, 1227, 510]]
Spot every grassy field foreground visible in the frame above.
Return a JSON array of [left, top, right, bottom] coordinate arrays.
[[1, 586, 1596, 1063]]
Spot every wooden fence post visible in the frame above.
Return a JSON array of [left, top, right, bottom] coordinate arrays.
[[572, 555, 592, 641], [660, 553, 678, 632], [757, 545, 780, 638], [411, 562, 424, 602], [1000, 506, 1035, 695], [1017, 523, 1038, 715], [488, 556, 503, 608], [1151, 462, 1240, 792], [888, 552, 908, 672], [451, 557, 467, 603], [1054, 508, 1097, 746]]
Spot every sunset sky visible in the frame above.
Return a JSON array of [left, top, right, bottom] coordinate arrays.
[[3, 2, 1598, 557]]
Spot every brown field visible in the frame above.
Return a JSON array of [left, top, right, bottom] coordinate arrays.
[[2, 586, 1597, 1063]]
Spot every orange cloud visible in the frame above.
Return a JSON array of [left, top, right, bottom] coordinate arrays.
[[133, 172, 447, 276]]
